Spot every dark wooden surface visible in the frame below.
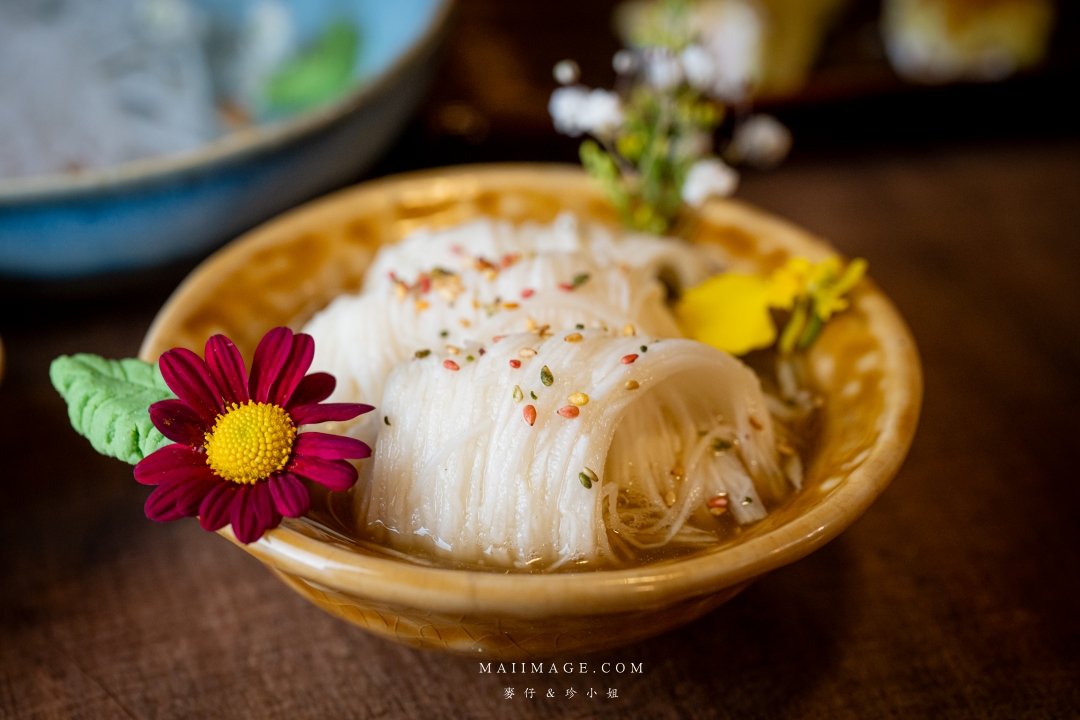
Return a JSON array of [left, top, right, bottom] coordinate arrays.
[[3, 2, 1080, 718]]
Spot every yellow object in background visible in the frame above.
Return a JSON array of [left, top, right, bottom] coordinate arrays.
[[756, 0, 853, 98], [616, 0, 854, 100], [882, 0, 1055, 83]]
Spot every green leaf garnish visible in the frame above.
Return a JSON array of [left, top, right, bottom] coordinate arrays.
[[266, 21, 360, 114], [50, 355, 176, 465]]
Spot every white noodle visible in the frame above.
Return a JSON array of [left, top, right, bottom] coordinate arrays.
[[300, 213, 803, 570], [365, 332, 785, 569], [303, 213, 706, 415]]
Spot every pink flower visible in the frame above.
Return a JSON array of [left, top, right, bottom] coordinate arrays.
[[134, 327, 373, 543]]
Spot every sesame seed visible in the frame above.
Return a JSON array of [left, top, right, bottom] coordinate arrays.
[[530, 391, 537, 400], [707, 495, 729, 509], [621, 354, 638, 364], [439, 330, 449, 338], [624, 380, 640, 390], [466, 355, 475, 362], [622, 324, 636, 336], [749, 416, 763, 430], [575, 323, 584, 330], [564, 332, 583, 343], [384, 416, 391, 426], [519, 348, 537, 358], [415, 300, 430, 311], [558, 282, 574, 292], [502, 302, 519, 310], [446, 345, 460, 355], [523, 405, 537, 426], [492, 335, 506, 343], [521, 289, 535, 299], [709, 507, 727, 517], [443, 359, 460, 371], [568, 392, 589, 406], [509, 359, 521, 369], [578, 472, 593, 489], [557, 405, 580, 419], [640, 345, 648, 352], [512, 386, 523, 403], [664, 490, 676, 507], [459, 318, 471, 328], [540, 366, 554, 386], [414, 349, 431, 359]]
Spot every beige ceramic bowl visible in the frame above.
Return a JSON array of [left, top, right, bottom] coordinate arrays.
[[140, 164, 922, 659]]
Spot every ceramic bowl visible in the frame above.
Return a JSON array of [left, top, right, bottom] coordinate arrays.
[[0, 0, 452, 279], [140, 164, 922, 659]]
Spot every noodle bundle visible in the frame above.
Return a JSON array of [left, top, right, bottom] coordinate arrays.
[[362, 330, 786, 569], [303, 213, 705, 418], [300, 212, 799, 571]]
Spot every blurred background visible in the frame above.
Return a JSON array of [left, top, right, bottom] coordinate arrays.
[[1, 2, 1078, 718], [0, 0, 1077, 289]]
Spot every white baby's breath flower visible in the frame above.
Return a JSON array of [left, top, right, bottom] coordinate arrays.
[[549, 87, 624, 137], [580, 89, 624, 135], [553, 59, 581, 86], [644, 48, 684, 90], [728, 114, 792, 169], [612, 49, 638, 75], [680, 44, 717, 93], [681, 158, 739, 207]]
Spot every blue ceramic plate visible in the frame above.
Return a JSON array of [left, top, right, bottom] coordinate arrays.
[[0, 0, 453, 279]]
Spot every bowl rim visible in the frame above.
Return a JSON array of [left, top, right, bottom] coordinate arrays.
[[0, 0, 455, 205], [140, 163, 923, 619]]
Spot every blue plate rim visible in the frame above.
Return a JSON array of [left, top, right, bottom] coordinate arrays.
[[0, 0, 455, 205]]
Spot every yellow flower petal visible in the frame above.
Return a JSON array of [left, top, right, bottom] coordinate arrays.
[[767, 257, 811, 309], [676, 274, 776, 356]]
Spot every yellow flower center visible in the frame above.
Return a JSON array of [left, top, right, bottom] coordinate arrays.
[[204, 401, 296, 484]]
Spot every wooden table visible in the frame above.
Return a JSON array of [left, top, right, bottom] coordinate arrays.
[[2, 2, 1079, 717]]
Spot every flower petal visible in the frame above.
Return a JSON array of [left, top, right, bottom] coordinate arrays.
[[198, 482, 238, 532], [134, 444, 208, 486], [288, 454, 358, 492], [149, 399, 208, 446], [174, 472, 221, 516], [229, 485, 279, 544], [204, 335, 250, 406], [268, 473, 310, 518], [285, 372, 336, 410], [294, 432, 371, 460], [268, 333, 314, 407], [291, 402, 374, 426], [159, 348, 223, 424], [249, 327, 293, 403], [145, 480, 189, 522], [251, 482, 281, 537], [675, 273, 776, 356], [228, 485, 257, 543]]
